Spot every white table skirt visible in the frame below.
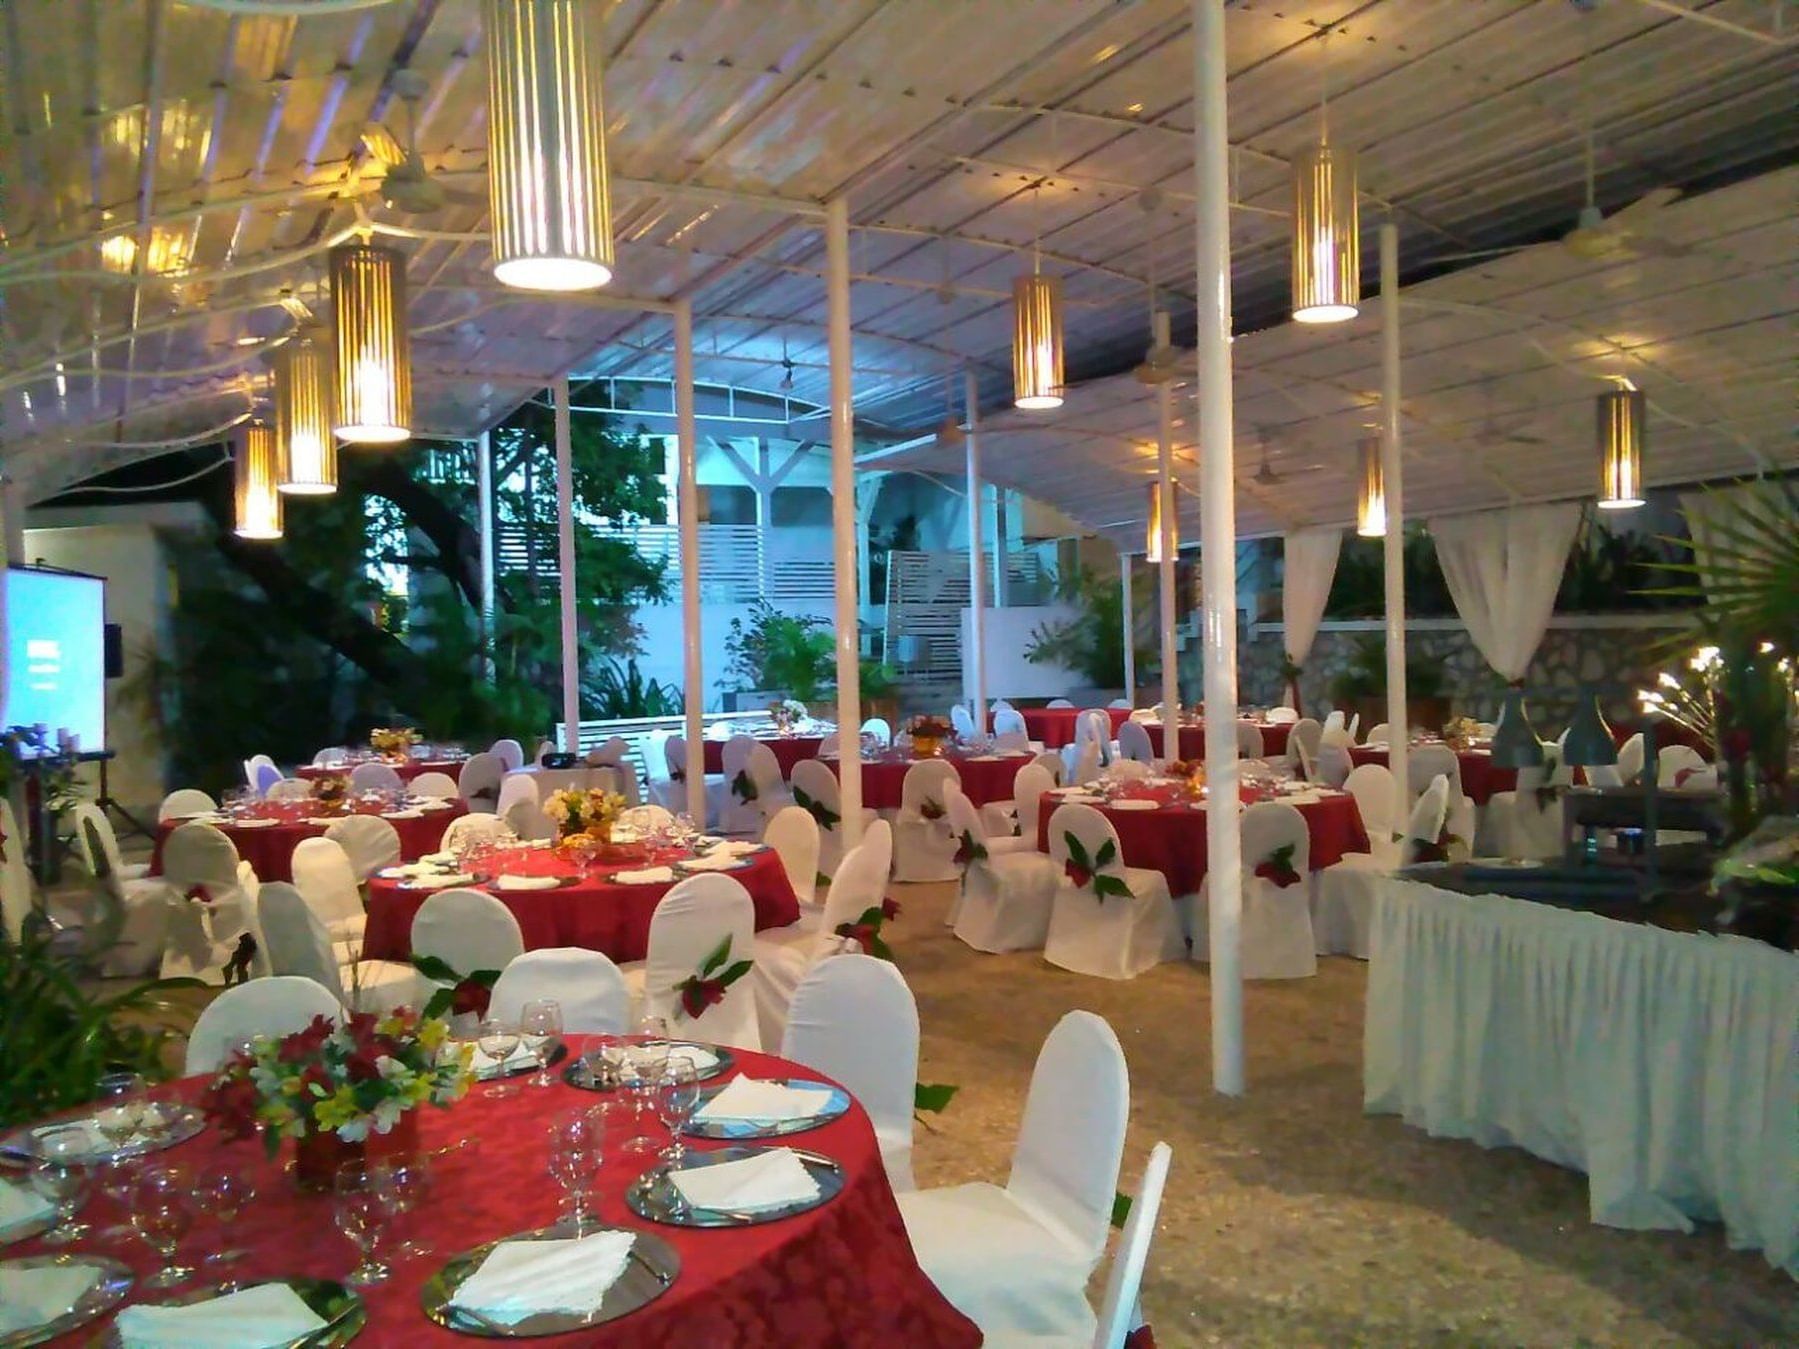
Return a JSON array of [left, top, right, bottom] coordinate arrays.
[[1364, 879, 1799, 1278]]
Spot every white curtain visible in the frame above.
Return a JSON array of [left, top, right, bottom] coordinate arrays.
[[1429, 502, 1581, 681], [1281, 527, 1342, 669]]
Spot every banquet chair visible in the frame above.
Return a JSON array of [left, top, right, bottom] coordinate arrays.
[[489, 948, 630, 1034], [243, 753, 278, 792], [1265, 706, 1299, 725], [1319, 724, 1356, 752], [992, 729, 1034, 754], [323, 814, 402, 882], [1067, 738, 1102, 788], [265, 779, 313, 803], [619, 804, 674, 834], [1614, 732, 1645, 786], [992, 706, 1030, 741], [495, 772, 540, 821], [1288, 717, 1324, 771], [789, 759, 874, 880], [860, 717, 893, 747], [257, 883, 413, 1018], [783, 954, 921, 1190], [1075, 709, 1116, 765], [349, 762, 404, 795], [440, 812, 516, 853], [312, 748, 347, 766], [654, 734, 729, 823], [1480, 745, 1573, 860], [159, 823, 263, 984], [817, 733, 841, 757], [456, 752, 505, 813], [1115, 720, 1155, 765], [1044, 805, 1182, 980], [410, 888, 526, 1009], [1106, 698, 1133, 710], [409, 771, 459, 799], [71, 807, 171, 977], [718, 736, 766, 837], [587, 736, 629, 767], [489, 738, 525, 773], [1407, 744, 1473, 858], [590, 762, 643, 810], [762, 805, 821, 911], [900, 1011, 1130, 1340], [1362, 721, 1391, 746], [1235, 721, 1266, 761], [253, 762, 286, 798], [946, 788, 1057, 954], [892, 759, 963, 883], [69, 801, 150, 883], [1031, 752, 1066, 787], [1657, 742, 1708, 787], [1322, 710, 1346, 733], [1012, 763, 1058, 846], [1309, 776, 1450, 958], [1045, 698, 1075, 709], [290, 837, 370, 945], [1346, 713, 1361, 741], [1314, 742, 1353, 789], [533, 739, 558, 766], [1340, 764, 1401, 851], [1127, 707, 1155, 724], [1293, 736, 1320, 784], [623, 874, 761, 1050], [950, 703, 978, 740], [1191, 802, 1315, 979], [0, 800, 31, 944], [503, 797, 557, 843], [183, 975, 343, 1075], [157, 788, 217, 822]]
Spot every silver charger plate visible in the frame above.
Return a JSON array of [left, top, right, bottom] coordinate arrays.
[[420, 1222, 678, 1338], [561, 1041, 734, 1092], [0, 1106, 205, 1169], [625, 1146, 845, 1228], [473, 1042, 568, 1083], [91, 1277, 364, 1348], [682, 1081, 850, 1140], [0, 1254, 132, 1348]]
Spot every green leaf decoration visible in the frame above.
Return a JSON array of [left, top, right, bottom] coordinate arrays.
[[717, 958, 753, 988], [1064, 831, 1092, 872], [731, 769, 757, 802], [913, 1082, 960, 1114], [410, 953, 460, 985], [1096, 837, 1118, 868], [700, 933, 733, 977], [855, 905, 886, 929], [1111, 1190, 1133, 1229], [1094, 873, 1133, 902]]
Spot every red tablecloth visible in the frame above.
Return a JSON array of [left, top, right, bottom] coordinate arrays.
[[702, 736, 825, 778], [1143, 721, 1292, 760], [1035, 785, 1371, 897], [362, 846, 800, 964], [830, 750, 1032, 811], [25, 1041, 977, 1348], [1019, 706, 1132, 749], [1347, 745, 1516, 805], [296, 757, 468, 784], [151, 801, 467, 884]]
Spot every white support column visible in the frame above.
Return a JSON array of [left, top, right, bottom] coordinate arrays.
[[476, 430, 495, 681], [1157, 369, 1179, 724], [674, 301, 706, 822], [1380, 223, 1408, 807], [826, 197, 864, 844], [1120, 554, 1136, 707], [1194, 0, 1244, 1097], [553, 375, 580, 754], [964, 368, 987, 723]]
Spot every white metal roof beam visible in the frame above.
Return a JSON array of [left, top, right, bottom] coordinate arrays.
[[1631, 0, 1795, 45]]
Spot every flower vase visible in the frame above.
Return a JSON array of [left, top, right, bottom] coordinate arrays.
[[586, 820, 613, 846], [912, 733, 941, 759], [291, 1111, 419, 1193]]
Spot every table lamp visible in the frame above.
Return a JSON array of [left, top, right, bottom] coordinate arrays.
[[1489, 688, 1546, 769]]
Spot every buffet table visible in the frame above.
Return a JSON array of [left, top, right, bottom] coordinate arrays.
[[1365, 879, 1799, 1278], [831, 749, 1031, 811], [151, 800, 466, 884]]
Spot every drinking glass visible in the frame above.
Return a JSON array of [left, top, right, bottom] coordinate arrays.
[[620, 1038, 669, 1159], [519, 999, 564, 1088], [332, 1163, 393, 1286], [95, 1155, 139, 1240], [546, 1113, 603, 1230], [373, 1157, 433, 1260], [476, 1017, 522, 1099], [654, 1060, 702, 1167], [30, 1127, 93, 1244], [131, 1167, 194, 1287], [197, 1167, 256, 1265]]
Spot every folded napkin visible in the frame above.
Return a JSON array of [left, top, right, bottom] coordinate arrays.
[[662, 1043, 720, 1074], [964, 753, 1001, 762], [379, 862, 432, 879], [691, 836, 724, 849], [416, 799, 455, 811], [612, 866, 676, 885], [1104, 798, 1160, 811], [710, 840, 762, 857], [0, 1263, 100, 1335], [669, 1147, 820, 1213], [472, 1043, 536, 1078], [448, 1230, 635, 1327], [227, 817, 280, 829], [381, 808, 424, 820], [403, 872, 476, 890], [0, 1179, 52, 1234], [420, 850, 458, 865], [113, 1282, 326, 1349], [693, 1077, 835, 1125], [305, 815, 347, 827], [494, 874, 561, 892], [679, 853, 745, 872]]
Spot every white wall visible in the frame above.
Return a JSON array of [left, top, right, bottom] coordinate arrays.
[[962, 604, 1082, 702], [632, 597, 836, 712]]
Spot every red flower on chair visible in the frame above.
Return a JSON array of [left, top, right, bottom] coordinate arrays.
[[1061, 832, 1132, 902], [672, 934, 752, 1021], [834, 905, 896, 961], [918, 797, 946, 822], [411, 954, 501, 1020], [1254, 842, 1302, 889]]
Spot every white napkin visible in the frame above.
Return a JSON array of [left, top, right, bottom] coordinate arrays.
[[693, 1077, 835, 1125], [448, 1230, 636, 1327], [0, 1263, 100, 1335], [710, 840, 762, 857], [472, 1043, 536, 1077], [612, 866, 676, 885], [0, 1179, 52, 1234], [227, 817, 279, 829], [965, 754, 1000, 762], [381, 808, 424, 820], [669, 1148, 820, 1213], [305, 815, 346, 827], [494, 874, 560, 892], [416, 799, 455, 811], [691, 836, 724, 849], [404, 872, 476, 890], [1104, 798, 1159, 811], [420, 850, 458, 865], [113, 1282, 326, 1349], [679, 853, 744, 872], [661, 1044, 720, 1074]]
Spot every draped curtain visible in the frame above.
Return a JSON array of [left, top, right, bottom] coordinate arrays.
[[1429, 502, 1582, 681], [1281, 527, 1342, 667]]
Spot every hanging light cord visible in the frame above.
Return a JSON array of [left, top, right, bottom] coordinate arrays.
[[60, 450, 232, 495]]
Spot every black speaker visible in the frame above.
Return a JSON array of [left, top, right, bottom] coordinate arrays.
[[104, 623, 124, 679]]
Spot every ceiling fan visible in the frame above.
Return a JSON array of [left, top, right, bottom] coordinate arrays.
[[357, 70, 485, 215], [1245, 428, 1285, 488], [1133, 309, 1181, 386], [1468, 380, 1548, 448]]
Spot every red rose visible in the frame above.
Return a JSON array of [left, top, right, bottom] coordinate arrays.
[[837, 922, 878, 953], [679, 977, 726, 1020], [344, 1050, 381, 1083], [1065, 860, 1093, 889], [880, 897, 901, 921], [450, 979, 492, 1018]]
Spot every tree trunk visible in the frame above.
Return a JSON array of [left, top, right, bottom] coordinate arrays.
[[349, 455, 482, 609]]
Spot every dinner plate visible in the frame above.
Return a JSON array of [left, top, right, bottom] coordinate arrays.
[[625, 1146, 844, 1228], [473, 1042, 568, 1083], [0, 1254, 132, 1348], [420, 1222, 678, 1337], [1103, 798, 1160, 811], [681, 1080, 850, 1140], [0, 1106, 205, 1169], [90, 1277, 364, 1348], [561, 1042, 734, 1092]]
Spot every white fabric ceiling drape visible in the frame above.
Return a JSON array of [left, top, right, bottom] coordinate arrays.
[[1281, 527, 1342, 669], [1429, 502, 1582, 681]]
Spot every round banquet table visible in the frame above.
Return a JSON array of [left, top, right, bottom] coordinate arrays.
[[1035, 782, 1371, 898], [1348, 744, 1516, 805], [1018, 705, 1132, 749], [362, 845, 800, 964], [151, 800, 467, 885], [296, 757, 468, 784], [15, 1041, 978, 1348], [828, 749, 1032, 811], [701, 735, 825, 779], [1143, 720, 1292, 760]]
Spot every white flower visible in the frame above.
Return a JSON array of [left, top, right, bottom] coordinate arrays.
[[336, 1116, 371, 1143], [368, 1098, 405, 1136]]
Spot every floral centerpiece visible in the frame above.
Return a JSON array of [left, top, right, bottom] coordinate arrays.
[[1441, 716, 1481, 750], [767, 698, 809, 735], [544, 786, 627, 844], [908, 714, 953, 758], [311, 773, 350, 809], [369, 726, 422, 762], [1168, 758, 1206, 800], [201, 1009, 472, 1191]]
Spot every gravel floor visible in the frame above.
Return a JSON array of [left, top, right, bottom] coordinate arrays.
[[890, 877, 1798, 1349]]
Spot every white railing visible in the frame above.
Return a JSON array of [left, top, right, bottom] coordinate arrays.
[[498, 522, 835, 604]]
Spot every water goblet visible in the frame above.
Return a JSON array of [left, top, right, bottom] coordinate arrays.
[[30, 1126, 93, 1244], [476, 1017, 523, 1098], [373, 1157, 433, 1260], [95, 1156, 139, 1241], [519, 998, 564, 1088], [332, 1163, 393, 1287], [621, 1039, 670, 1158], [545, 1113, 604, 1231], [654, 1060, 702, 1168], [197, 1166, 256, 1265], [131, 1166, 194, 1287]]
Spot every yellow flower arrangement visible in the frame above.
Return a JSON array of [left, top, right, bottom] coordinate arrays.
[[543, 786, 628, 840], [369, 726, 423, 759]]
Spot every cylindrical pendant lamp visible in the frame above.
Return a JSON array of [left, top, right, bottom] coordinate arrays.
[[233, 421, 283, 540], [1012, 273, 1065, 409], [330, 240, 411, 444], [274, 332, 336, 494], [1291, 138, 1360, 324], [1146, 480, 1178, 562], [1596, 383, 1646, 510], [484, 0, 614, 292], [1354, 434, 1385, 537]]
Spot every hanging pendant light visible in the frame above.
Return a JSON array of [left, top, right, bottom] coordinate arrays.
[[1354, 435, 1385, 537], [233, 421, 283, 541], [1146, 480, 1178, 563], [330, 240, 411, 444], [1012, 274, 1064, 409], [1596, 379, 1646, 510], [273, 332, 336, 495], [484, 0, 614, 291], [1291, 137, 1360, 323]]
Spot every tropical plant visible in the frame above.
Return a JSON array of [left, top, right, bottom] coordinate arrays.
[[1324, 526, 1456, 619], [1556, 513, 1697, 612], [1327, 634, 1448, 704], [583, 658, 682, 719], [721, 600, 835, 701], [1024, 566, 1151, 689]]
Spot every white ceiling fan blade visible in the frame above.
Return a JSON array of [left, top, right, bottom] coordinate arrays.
[[359, 123, 407, 168]]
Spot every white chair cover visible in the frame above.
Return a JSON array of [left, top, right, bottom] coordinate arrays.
[[950, 704, 977, 740], [533, 739, 558, 765], [1030, 752, 1065, 786], [1115, 721, 1155, 764], [1315, 743, 1353, 789], [1192, 802, 1315, 979], [1322, 710, 1346, 733], [1073, 709, 1114, 766], [1288, 717, 1324, 768], [265, 779, 313, 802], [503, 797, 557, 843], [70, 804, 170, 976], [1011, 763, 1057, 845], [244, 754, 277, 791], [762, 805, 821, 910], [489, 948, 630, 1034], [410, 888, 525, 1006], [789, 758, 867, 879], [159, 823, 260, 984], [312, 748, 347, 766], [184, 976, 342, 1075], [0, 800, 31, 944], [1045, 698, 1074, 709], [587, 736, 629, 766], [1615, 732, 1646, 785], [892, 759, 962, 883], [1363, 721, 1391, 746], [349, 762, 404, 794], [1294, 736, 1319, 784], [1092, 1142, 1174, 1349], [899, 1011, 1130, 1340], [1106, 698, 1132, 710], [157, 789, 217, 822], [655, 735, 728, 822], [253, 763, 285, 797], [638, 874, 761, 1050], [290, 837, 368, 943], [440, 812, 515, 853], [718, 736, 764, 836], [322, 814, 402, 881], [992, 730, 1032, 754], [1236, 721, 1266, 759], [859, 717, 892, 746], [782, 953, 920, 1190], [947, 788, 1057, 954], [1480, 745, 1574, 861], [1264, 706, 1299, 725], [992, 707, 1028, 739], [1342, 763, 1400, 846], [1043, 805, 1182, 980], [1656, 743, 1708, 787], [495, 772, 540, 820], [257, 882, 412, 1016], [1407, 743, 1462, 801], [457, 752, 505, 812], [489, 738, 525, 772], [409, 771, 459, 799], [744, 742, 790, 829], [1319, 724, 1355, 751]]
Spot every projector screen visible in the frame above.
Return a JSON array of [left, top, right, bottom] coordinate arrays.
[[4, 567, 106, 756]]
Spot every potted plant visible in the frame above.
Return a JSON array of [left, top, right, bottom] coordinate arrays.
[[1327, 634, 1450, 735]]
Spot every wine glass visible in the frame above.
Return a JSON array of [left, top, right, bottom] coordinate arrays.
[[654, 1060, 702, 1168], [546, 1113, 603, 1231], [476, 1017, 522, 1099], [332, 1163, 393, 1287], [30, 1127, 93, 1244], [373, 1157, 433, 1260], [620, 1039, 669, 1159], [197, 1167, 256, 1265], [131, 1166, 194, 1287], [519, 999, 564, 1088], [95, 1156, 139, 1240]]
